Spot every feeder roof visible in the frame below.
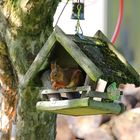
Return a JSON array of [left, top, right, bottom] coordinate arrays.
[[20, 26, 140, 89]]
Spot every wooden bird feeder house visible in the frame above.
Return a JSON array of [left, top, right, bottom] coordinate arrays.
[[20, 26, 140, 116]]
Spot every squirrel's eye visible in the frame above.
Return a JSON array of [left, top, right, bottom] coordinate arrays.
[[54, 73, 57, 77]]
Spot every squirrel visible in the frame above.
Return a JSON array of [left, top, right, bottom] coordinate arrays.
[[50, 62, 84, 90]]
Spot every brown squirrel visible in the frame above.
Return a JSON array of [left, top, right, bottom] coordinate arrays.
[[50, 62, 84, 90]]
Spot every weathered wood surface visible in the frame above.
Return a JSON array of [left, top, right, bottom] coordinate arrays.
[[41, 86, 91, 94], [19, 32, 56, 89], [67, 30, 140, 86], [40, 86, 121, 101], [20, 26, 140, 92], [54, 26, 102, 82], [94, 30, 140, 82], [36, 98, 124, 116]]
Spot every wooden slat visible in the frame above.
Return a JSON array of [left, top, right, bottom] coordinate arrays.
[[36, 98, 125, 116], [36, 98, 89, 111], [85, 91, 109, 99], [41, 86, 91, 94], [85, 91, 121, 100]]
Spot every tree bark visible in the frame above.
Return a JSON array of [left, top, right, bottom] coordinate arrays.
[[16, 87, 56, 140], [0, 0, 59, 139]]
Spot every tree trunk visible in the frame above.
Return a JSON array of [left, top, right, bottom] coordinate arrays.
[[16, 87, 56, 140], [0, 0, 59, 139]]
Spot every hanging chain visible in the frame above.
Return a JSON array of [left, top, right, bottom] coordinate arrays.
[[55, 0, 84, 38], [75, 1, 83, 37]]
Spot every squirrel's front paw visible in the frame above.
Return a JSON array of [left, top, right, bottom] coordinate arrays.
[[52, 82, 58, 90], [52, 82, 65, 90]]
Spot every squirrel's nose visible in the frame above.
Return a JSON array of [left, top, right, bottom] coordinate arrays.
[[51, 79, 54, 82]]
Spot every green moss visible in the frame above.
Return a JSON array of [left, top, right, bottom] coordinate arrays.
[[10, 0, 19, 7], [74, 36, 140, 86], [16, 0, 59, 36]]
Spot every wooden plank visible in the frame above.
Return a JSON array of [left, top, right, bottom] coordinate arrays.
[[36, 98, 89, 111], [85, 91, 109, 99], [89, 100, 124, 114], [85, 91, 121, 100], [36, 98, 125, 116], [40, 86, 121, 101], [41, 86, 91, 94], [54, 26, 102, 82], [19, 32, 56, 89]]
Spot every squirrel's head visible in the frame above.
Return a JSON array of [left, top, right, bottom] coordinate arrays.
[[50, 62, 64, 82]]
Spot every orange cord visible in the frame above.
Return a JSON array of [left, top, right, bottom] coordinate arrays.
[[111, 0, 124, 44]]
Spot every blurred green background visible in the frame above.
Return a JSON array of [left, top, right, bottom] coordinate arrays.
[[107, 0, 140, 72]]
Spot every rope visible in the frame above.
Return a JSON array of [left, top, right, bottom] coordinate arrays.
[[54, 0, 124, 43], [55, 0, 69, 27]]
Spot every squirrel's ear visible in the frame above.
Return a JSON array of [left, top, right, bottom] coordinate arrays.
[[56, 64, 62, 70], [51, 61, 58, 70], [51, 63, 55, 70]]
